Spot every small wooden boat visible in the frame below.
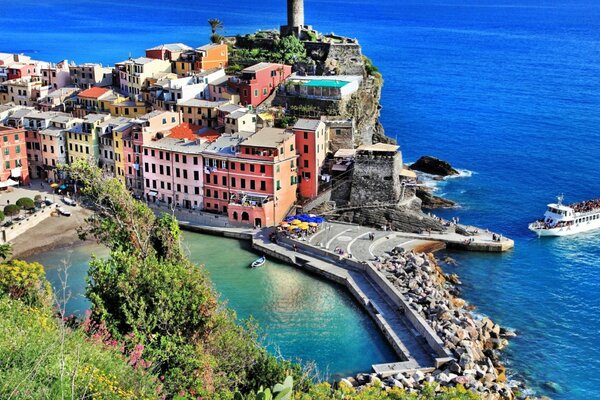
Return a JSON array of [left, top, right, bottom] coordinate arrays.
[[250, 256, 266, 268]]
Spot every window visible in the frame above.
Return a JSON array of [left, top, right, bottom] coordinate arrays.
[[166, 166, 171, 176], [195, 187, 200, 195], [15, 145, 20, 154], [206, 189, 211, 197], [241, 179, 246, 189], [159, 165, 164, 175], [263, 88, 267, 95], [304, 132, 308, 139], [193, 156, 198, 165], [177, 184, 181, 192], [231, 177, 236, 187], [230, 162, 235, 170], [212, 175, 217, 184], [194, 171, 199, 180], [183, 170, 187, 179], [260, 165, 265, 173], [14, 134, 19, 141], [290, 144, 294, 151], [250, 180, 255, 190], [303, 145, 309, 154], [250, 164, 255, 172], [240, 163, 245, 171], [166, 152, 170, 161], [4, 161, 9, 169], [254, 89, 258, 97], [175, 154, 179, 162], [276, 180, 281, 190], [222, 176, 227, 186], [260, 181, 266, 191], [176, 168, 180, 178], [291, 176, 296, 185]]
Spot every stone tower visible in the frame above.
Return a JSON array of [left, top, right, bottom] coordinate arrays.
[[287, 0, 304, 29]]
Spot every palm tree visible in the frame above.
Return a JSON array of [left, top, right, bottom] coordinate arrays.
[[0, 243, 12, 261], [208, 18, 224, 34]]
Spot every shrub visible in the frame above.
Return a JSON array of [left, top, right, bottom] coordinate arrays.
[[0, 210, 4, 221], [3, 204, 21, 219], [16, 197, 35, 211], [0, 260, 51, 307]]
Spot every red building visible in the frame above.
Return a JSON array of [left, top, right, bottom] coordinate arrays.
[[7, 63, 36, 81], [145, 43, 192, 61], [229, 63, 292, 108], [202, 128, 298, 227], [0, 125, 29, 185], [293, 119, 328, 200]]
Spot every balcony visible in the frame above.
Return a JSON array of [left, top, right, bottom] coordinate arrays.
[[229, 192, 270, 207]]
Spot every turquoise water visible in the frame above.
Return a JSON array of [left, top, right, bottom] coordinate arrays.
[[27, 232, 396, 379], [7, 0, 600, 397]]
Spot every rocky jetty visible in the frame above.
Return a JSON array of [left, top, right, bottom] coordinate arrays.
[[411, 156, 459, 177], [342, 252, 529, 399], [416, 187, 457, 209]]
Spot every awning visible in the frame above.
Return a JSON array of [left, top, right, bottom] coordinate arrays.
[[148, 191, 158, 196], [332, 163, 350, 172], [334, 148, 356, 158], [0, 179, 19, 188], [400, 168, 417, 179]]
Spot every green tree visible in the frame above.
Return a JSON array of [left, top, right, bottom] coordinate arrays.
[[16, 197, 35, 212], [273, 36, 307, 65], [0, 243, 11, 261], [65, 160, 307, 396], [3, 204, 21, 221]]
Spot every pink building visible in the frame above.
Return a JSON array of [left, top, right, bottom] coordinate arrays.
[[142, 123, 205, 208], [41, 60, 71, 89]]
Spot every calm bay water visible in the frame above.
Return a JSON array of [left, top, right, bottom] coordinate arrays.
[[7, 0, 600, 397], [27, 232, 396, 379]]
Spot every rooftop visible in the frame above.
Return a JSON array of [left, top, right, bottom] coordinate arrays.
[[118, 57, 156, 65], [197, 43, 225, 51], [242, 127, 293, 149], [147, 43, 192, 52], [218, 103, 245, 113], [165, 123, 202, 141], [356, 143, 400, 153], [228, 110, 250, 120], [145, 137, 206, 154], [178, 98, 229, 108], [242, 62, 284, 73], [293, 118, 323, 131], [78, 86, 110, 99], [303, 79, 350, 88], [203, 131, 254, 155]]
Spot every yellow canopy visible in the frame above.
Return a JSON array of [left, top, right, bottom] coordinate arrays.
[[50, 183, 59, 188], [308, 222, 318, 227], [291, 219, 302, 225]]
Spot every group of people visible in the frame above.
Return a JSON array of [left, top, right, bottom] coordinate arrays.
[[571, 199, 600, 214], [492, 233, 503, 242]]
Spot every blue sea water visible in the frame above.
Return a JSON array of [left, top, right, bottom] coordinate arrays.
[[5, 0, 600, 397]]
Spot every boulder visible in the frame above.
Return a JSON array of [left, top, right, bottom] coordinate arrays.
[[416, 188, 456, 209], [410, 156, 459, 177]]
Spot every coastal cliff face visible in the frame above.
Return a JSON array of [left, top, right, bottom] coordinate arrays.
[[343, 76, 390, 146]]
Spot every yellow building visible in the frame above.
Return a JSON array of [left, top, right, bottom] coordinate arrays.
[[66, 113, 111, 165], [109, 98, 151, 118]]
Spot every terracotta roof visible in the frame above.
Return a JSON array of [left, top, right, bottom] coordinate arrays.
[[167, 123, 201, 140], [197, 128, 221, 142], [78, 87, 110, 99]]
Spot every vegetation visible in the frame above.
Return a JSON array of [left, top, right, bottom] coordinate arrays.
[[363, 55, 382, 81], [0, 260, 159, 399], [16, 197, 35, 212], [0, 243, 12, 262], [64, 160, 309, 397], [272, 36, 308, 65], [34, 194, 43, 207], [209, 18, 225, 43], [230, 34, 309, 68], [0, 210, 4, 221], [3, 204, 21, 220]]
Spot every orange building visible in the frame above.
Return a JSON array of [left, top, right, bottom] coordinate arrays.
[[194, 43, 228, 71], [0, 125, 29, 185]]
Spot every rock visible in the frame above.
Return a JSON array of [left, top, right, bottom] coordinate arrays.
[[413, 370, 425, 383], [542, 381, 564, 394], [454, 375, 471, 385], [410, 156, 459, 177], [416, 187, 456, 209], [340, 378, 354, 388]]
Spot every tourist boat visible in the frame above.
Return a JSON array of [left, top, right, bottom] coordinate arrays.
[[528, 195, 600, 237], [250, 256, 266, 268]]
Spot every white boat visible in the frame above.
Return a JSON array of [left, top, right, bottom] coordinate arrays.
[[250, 256, 266, 268], [528, 195, 600, 237]]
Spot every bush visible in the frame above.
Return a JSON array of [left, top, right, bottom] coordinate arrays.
[[34, 194, 42, 205], [0, 211, 4, 221], [3, 204, 21, 219], [0, 260, 51, 307], [16, 197, 35, 211]]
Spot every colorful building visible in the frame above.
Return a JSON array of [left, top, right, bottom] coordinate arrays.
[[0, 77, 49, 107], [40, 60, 70, 90], [228, 63, 292, 107], [66, 113, 111, 165], [74, 87, 113, 117], [145, 43, 192, 62], [293, 119, 328, 199], [0, 125, 29, 185], [69, 63, 113, 89], [142, 123, 205, 207], [224, 109, 256, 134], [116, 57, 172, 100], [39, 114, 82, 181], [194, 43, 228, 71], [97, 117, 133, 178], [177, 99, 228, 129], [202, 127, 298, 227]]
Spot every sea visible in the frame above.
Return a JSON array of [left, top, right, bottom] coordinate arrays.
[[6, 0, 600, 398]]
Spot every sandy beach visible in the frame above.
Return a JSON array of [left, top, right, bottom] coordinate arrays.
[[10, 205, 93, 259]]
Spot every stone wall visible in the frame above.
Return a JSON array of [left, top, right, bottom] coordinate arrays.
[[1, 205, 58, 243], [350, 152, 403, 206]]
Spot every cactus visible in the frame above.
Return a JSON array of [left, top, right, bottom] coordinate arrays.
[[273, 376, 293, 400]]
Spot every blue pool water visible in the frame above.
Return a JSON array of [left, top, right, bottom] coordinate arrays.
[[6, 0, 600, 397]]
